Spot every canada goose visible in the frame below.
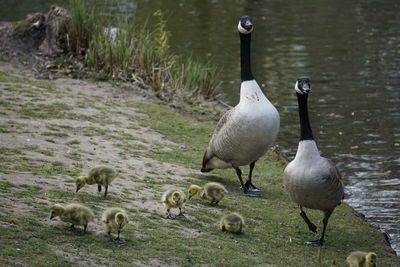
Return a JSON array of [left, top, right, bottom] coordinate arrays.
[[50, 203, 94, 233], [346, 251, 377, 267], [283, 77, 344, 247], [187, 182, 228, 205], [75, 165, 117, 197], [220, 212, 244, 234], [102, 207, 128, 242], [201, 16, 280, 196], [161, 188, 186, 218]]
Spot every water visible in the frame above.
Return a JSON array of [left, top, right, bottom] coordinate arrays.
[[1, 0, 399, 254]]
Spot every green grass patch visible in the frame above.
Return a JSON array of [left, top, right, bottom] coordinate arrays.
[[0, 71, 54, 90]]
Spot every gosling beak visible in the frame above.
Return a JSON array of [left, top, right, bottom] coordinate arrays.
[[76, 187, 80, 192], [188, 195, 192, 199], [118, 224, 122, 229], [50, 215, 54, 219]]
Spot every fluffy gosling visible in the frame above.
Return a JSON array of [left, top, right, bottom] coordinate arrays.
[[161, 188, 186, 218], [102, 207, 128, 242], [187, 182, 228, 205], [220, 212, 244, 234], [50, 203, 94, 234], [75, 165, 117, 197], [346, 251, 377, 267]]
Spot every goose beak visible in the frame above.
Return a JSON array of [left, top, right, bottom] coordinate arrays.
[[76, 187, 80, 192], [50, 215, 54, 219], [303, 83, 311, 93], [188, 195, 192, 199], [244, 22, 253, 31]]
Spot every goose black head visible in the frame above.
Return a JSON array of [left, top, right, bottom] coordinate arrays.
[[238, 16, 253, 34], [295, 77, 311, 94]]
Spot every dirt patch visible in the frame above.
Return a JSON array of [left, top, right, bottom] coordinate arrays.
[[0, 62, 205, 264]]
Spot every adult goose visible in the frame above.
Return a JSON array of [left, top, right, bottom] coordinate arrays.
[[201, 16, 280, 196], [283, 77, 344, 247]]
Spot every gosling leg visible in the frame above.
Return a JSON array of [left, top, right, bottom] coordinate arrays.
[[235, 167, 258, 197], [305, 212, 331, 247], [75, 224, 87, 236], [166, 208, 173, 219], [104, 185, 108, 197], [244, 161, 262, 192], [177, 207, 185, 218], [300, 206, 318, 233]]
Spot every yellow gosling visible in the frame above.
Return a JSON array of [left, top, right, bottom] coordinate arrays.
[[102, 207, 128, 242], [346, 251, 377, 267], [220, 212, 244, 234], [187, 182, 228, 205], [75, 165, 117, 197], [161, 188, 186, 218], [50, 203, 94, 234]]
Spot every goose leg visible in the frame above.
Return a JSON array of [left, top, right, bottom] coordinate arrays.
[[305, 212, 331, 247], [235, 167, 258, 197], [244, 161, 262, 192], [98, 185, 102, 192], [300, 206, 318, 233]]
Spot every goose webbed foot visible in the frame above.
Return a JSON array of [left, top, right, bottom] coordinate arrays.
[[112, 238, 124, 244], [305, 238, 324, 247], [244, 181, 262, 192], [242, 189, 259, 197], [75, 231, 86, 236], [65, 225, 75, 231]]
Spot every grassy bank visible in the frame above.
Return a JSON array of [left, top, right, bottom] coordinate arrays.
[[0, 66, 398, 266], [66, 0, 220, 100]]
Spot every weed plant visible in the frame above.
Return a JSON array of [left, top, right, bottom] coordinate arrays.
[[68, 0, 220, 99]]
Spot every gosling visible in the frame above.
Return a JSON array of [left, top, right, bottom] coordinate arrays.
[[346, 251, 377, 267], [102, 207, 128, 242], [187, 182, 228, 205], [50, 203, 94, 234], [220, 212, 244, 234], [75, 165, 117, 197], [161, 188, 186, 218]]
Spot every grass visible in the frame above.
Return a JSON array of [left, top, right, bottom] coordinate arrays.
[[67, 0, 220, 100], [0, 67, 399, 266]]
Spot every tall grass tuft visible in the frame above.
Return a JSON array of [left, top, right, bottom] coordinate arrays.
[[67, 1, 220, 99], [68, 0, 102, 56]]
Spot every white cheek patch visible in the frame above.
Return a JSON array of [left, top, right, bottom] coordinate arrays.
[[238, 21, 252, 34], [294, 81, 303, 94]]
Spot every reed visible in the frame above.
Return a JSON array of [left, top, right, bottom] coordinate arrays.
[[67, 1, 219, 99]]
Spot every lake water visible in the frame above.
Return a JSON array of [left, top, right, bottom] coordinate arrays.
[[1, 0, 399, 255]]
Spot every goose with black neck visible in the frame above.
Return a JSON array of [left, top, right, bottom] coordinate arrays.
[[201, 16, 280, 196], [283, 77, 344, 247]]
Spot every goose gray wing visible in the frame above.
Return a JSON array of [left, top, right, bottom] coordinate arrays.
[[201, 108, 235, 171], [320, 159, 345, 207], [327, 159, 345, 200]]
